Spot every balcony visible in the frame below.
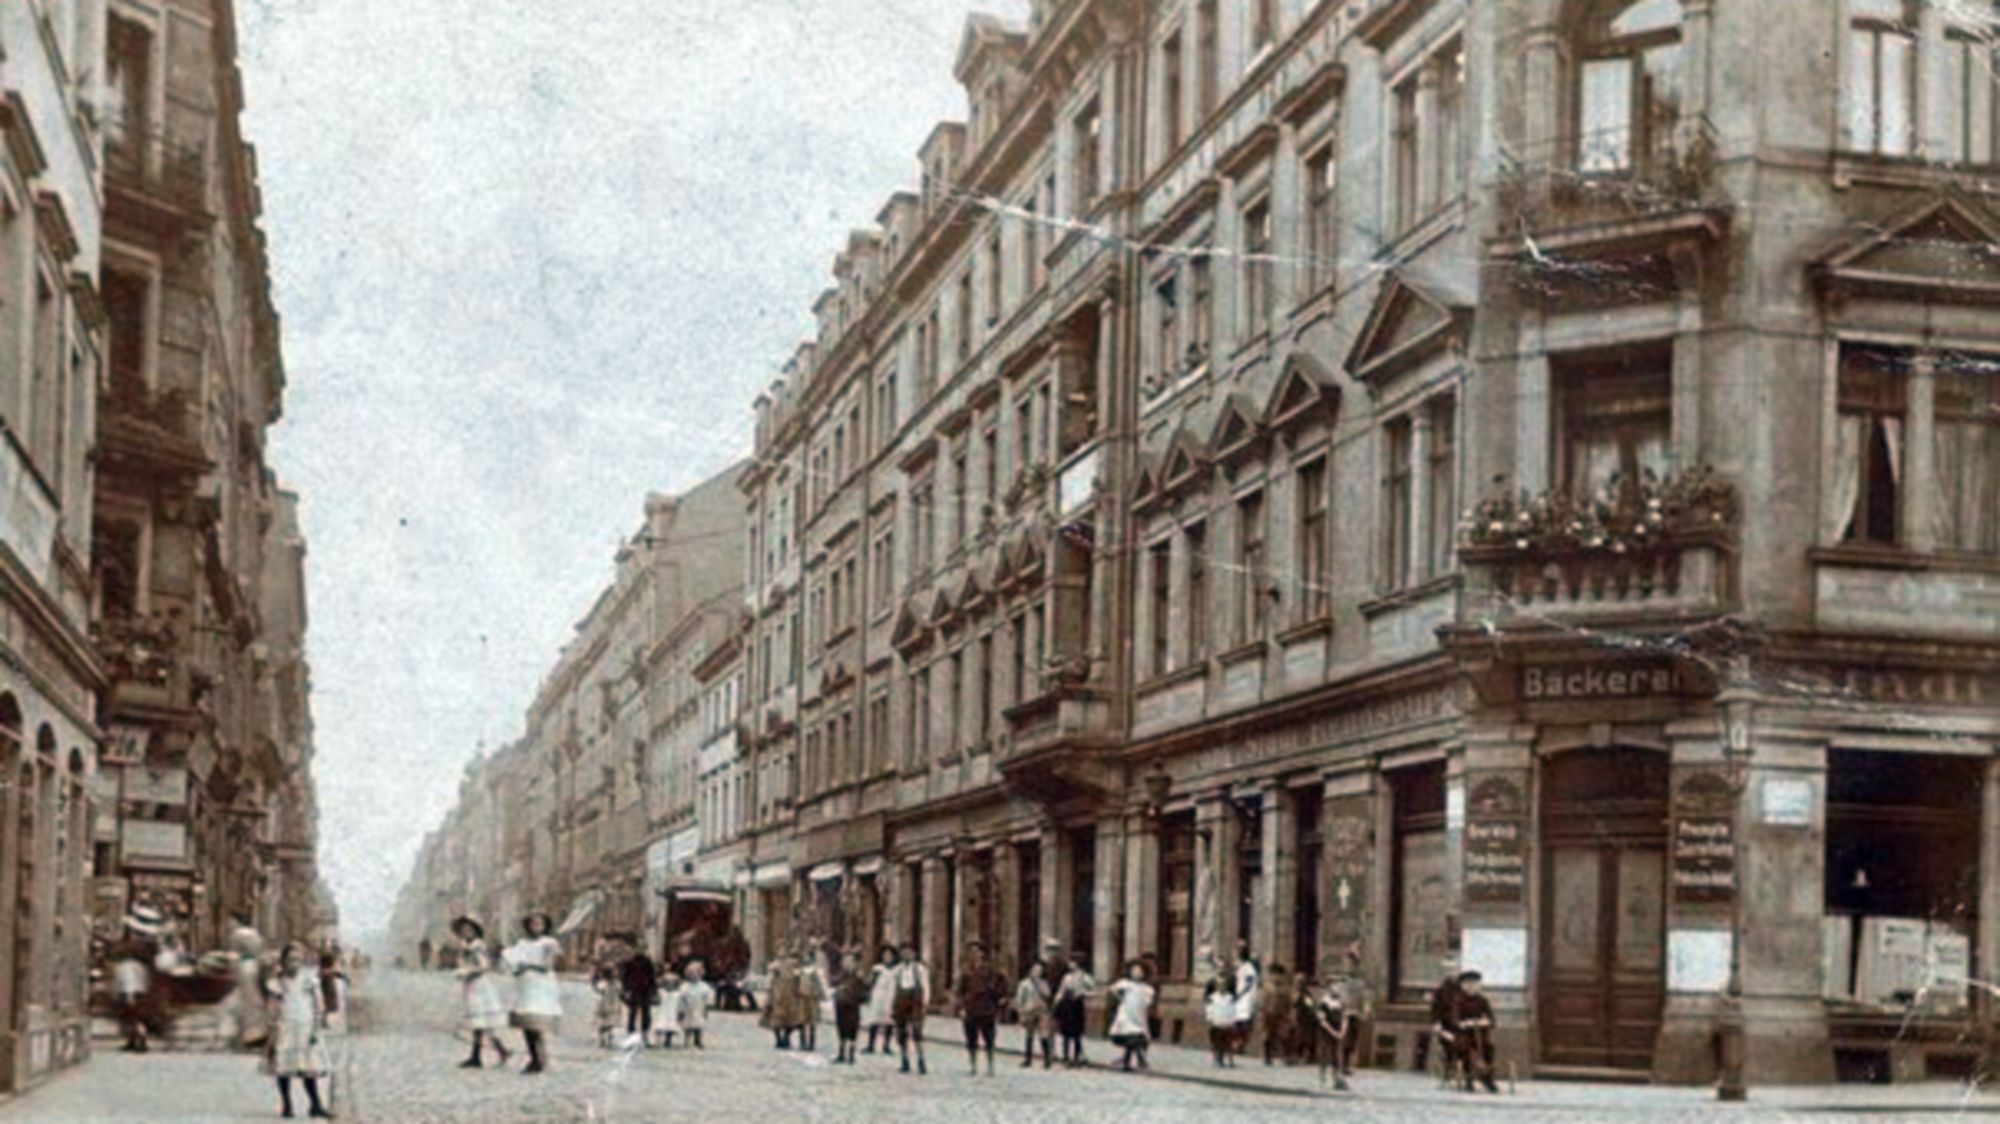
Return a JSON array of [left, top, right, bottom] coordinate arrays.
[[998, 683, 1119, 805], [1458, 467, 1737, 628], [104, 131, 210, 231], [98, 379, 209, 477], [1491, 115, 1727, 269]]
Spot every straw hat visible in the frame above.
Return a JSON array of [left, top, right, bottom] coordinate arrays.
[[451, 915, 485, 941]]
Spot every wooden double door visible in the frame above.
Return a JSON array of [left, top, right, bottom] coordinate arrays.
[[1538, 749, 1669, 1073]]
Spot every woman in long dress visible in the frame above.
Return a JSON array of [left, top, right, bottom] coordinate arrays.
[[451, 917, 511, 1068], [863, 945, 899, 1054], [263, 942, 332, 1119], [503, 912, 563, 1074]]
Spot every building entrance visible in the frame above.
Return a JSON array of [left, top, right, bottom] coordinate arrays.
[[1538, 748, 1668, 1072]]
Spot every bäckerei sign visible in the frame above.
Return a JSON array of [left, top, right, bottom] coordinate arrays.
[[1520, 661, 1692, 701]]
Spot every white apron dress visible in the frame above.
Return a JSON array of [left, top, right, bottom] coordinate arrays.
[[262, 969, 331, 1077], [653, 982, 683, 1038], [1233, 961, 1262, 1027], [504, 935, 563, 1031], [457, 939, 510, 1031], [865, 963, 898, 1030], [680, 981, 714, 1031]]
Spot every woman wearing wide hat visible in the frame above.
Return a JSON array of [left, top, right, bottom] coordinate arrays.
[[502, 912, 563, 1074], [450, 916, 511, 1069]]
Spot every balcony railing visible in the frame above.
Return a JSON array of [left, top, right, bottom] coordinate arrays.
[[104, 130, 209, 218], [1459, 467, 1737, 623], [1000, 683, 1116, 763], [1493, 115, 1723, 243], [94, 612, 182, 689]]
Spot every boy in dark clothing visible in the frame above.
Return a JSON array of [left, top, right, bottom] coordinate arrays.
[[1453, 971, 1500, 1093], [832, 952, 869, 1065], [955, 942, 1006, 1076], [1429, 969, 1464, 1085]]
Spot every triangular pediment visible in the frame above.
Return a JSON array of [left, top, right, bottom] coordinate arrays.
[[1131, 453, 1163, 509], [1815, 193, 2000, 303], [928, 587, 956, 627], [1160, 425, 1209, 491], [990, 547, 1016, 591], [1265, 351, 1342, 432], [954, 571, 985, 612], [1208, 394, 1264, 463], [890, 603, 928, 651], [1345, 271, 1469, 388]]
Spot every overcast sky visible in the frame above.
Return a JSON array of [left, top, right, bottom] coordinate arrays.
[[237, 0, 1031, 939]]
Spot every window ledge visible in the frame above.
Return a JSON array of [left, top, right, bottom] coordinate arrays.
[[1137, 661, 1209, 696], [1381, 200, 1465, 265], [1358, 572, 1461, 618], [1216, 638, 1269, 666], [1809, 545, 2000, 576], [1275, 616, 1335, 646], [1831, 151, 2000, 192]]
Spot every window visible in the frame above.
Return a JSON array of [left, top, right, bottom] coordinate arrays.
[[1023, 192, 1043, 295], [1148, 538, 1173, 674], [957, 272, 975, 361], [1154, 272, 1181, 379], [1073, 101, 1102, 210], [843, 556, 859, 628], [908, 667, 931, 769], [981, 424, 999, 516], [1575, 0, 1683, 173], [922, 307, 942, 398], [868, 694, 890, 774], [986, 232, 1004, 325], [1196, 0, 1219, 119], [873, 529, 894, 608], [1434, 39, 1466, 202], [30, 267, 62, 476], [947, 650, 965, 753], [1392, 77, 1421, 234], [1426, 396, 1458, 580], [1185, 521, 1209, 658], [876, 369, 898, 447], [1015, 394, 1035, 475], [1382, 417, 1415, 589], [976, 633, 994, 741], [1158, 812, 1198, 980], [1163, 31, 1186, 152], [911, 473, 936, 576], [1241, 199, 1272, 335], [1036, 382, 1054, 460], [1189, 254, 1214, 361], [1235, 491, 1266, 644], [1029, 603, 1046, 693], [105, 14, 154, 159], [1846, 0, 1917, 156], [1297, 458, 1330, 620], [952, 446, 970, 550], [1935, 360, 1999, 553], [1305, 144, 1337, 292], [1558, 349, 1671, 502], [1010, 612, 1028, 705], [1943, 11, 2000, 164], [1392, 763, 1449, 993], [1251, 0, 1276, 53], [104, 265, 152, 393], [1835, 346, 1906, 546]]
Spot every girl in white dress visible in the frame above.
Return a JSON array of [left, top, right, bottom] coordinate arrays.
[[863, 946, 899, 1054], [262, 943, 332, 1119], [1108, 960, 1156, 1072], [503, 912, 563, 1074], [653, 971, 684, 1047], [451, 917, 511, 1068]]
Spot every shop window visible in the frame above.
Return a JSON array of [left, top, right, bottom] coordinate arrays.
[[1233, 801, 1263, 949], [1824, 750, 1982, 1011], [1158, 811, 1197, 981], [1556, 347, 1672, 503], [1574, 0, 1684, 174], [1845, 0, 1918, 157], [906, 862, 925, 948], [1017, 841, 1042, 979], [1292, 787, 1324, 976], [1391, 762, 1448, 996], [1835, 346, 1906, 546]]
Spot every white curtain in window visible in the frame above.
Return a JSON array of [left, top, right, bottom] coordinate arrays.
[[1828, 414, 1864, 543], [1580, 59, 1634, 171], [1935, 400, 1999, 554], [1880, 32, 1916, 155], [1845, 30, 1878, 152]]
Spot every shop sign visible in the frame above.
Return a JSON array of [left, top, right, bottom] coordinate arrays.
[[1464, 777, 1526, 906], [1520, 661, 1688, 701], [122, 763, 188, 805], [1673, 772, 1736, 904], [123, 819, 188, 861], [1775, 665, 1997, 708], [1760, 777, 1813, 826]]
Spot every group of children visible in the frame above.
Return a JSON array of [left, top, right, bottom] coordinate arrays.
[[591, 960, 715, 1049]]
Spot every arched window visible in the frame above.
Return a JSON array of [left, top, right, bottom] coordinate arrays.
[[1575, 0, 1684, 173]]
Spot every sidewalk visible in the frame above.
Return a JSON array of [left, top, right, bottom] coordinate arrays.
[[975, 1025, 1997, 1115]]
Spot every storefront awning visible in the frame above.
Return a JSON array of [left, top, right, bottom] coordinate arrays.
[[850, 856, 884, 877], [752, 862, 791, 888], [731, 869, 751, 888], [808, 861, 846, 882]]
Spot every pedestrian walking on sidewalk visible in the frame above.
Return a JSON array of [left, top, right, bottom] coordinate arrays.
[[263, 943, 333, 1119], [450, 917, 511, 1069], [1011, 961, 1053, 1069], [1305, 976, 1351, 1092], [798, 957, 828, 1053], [1053, 950, 1095, 1068], [833, 951, 868, 1064], [503, 912, 563, 1074], [681, 960, 715, 1049], [955, 941, 1005, 1076], [1107, 960, 1155, 1073], [890, 940, 930, 1075], [862, 945, 899, 1054]]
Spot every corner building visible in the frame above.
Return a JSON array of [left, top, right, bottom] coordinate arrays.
[[730, 0, 2000, 1088]]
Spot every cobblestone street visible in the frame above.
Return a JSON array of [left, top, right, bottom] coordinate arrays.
[[0, 971, 1991, 1122]]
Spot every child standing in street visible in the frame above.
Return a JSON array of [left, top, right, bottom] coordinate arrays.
[[681, 960, 716, 1049], [1306, 977, 1351, 1092], [1203, 974, 1237, 1068], [263, 943, 333, 1119], [653, 971, 684, 1048], [798, 958, 828, 1053], [833, 951, 868, 1064], [890, 941, 930, 1075], [1053, 951, 1095, 1068], [1107, 960, 1155, 1072], [1011, 961, 1052, 1069], [863, 946, 899, 1055], [592, 965, 621, 1048]]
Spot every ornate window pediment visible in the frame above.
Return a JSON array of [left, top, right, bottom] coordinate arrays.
[[1159, 424, 1210, 496], [1264, 350, 1342, 434], [1207, 393, 1266, 467], [890, 602, 929, 653], [1131, 454, 1163, 510], [1344, 271, 1471, 390], [1813, 192, 2000, 305]]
